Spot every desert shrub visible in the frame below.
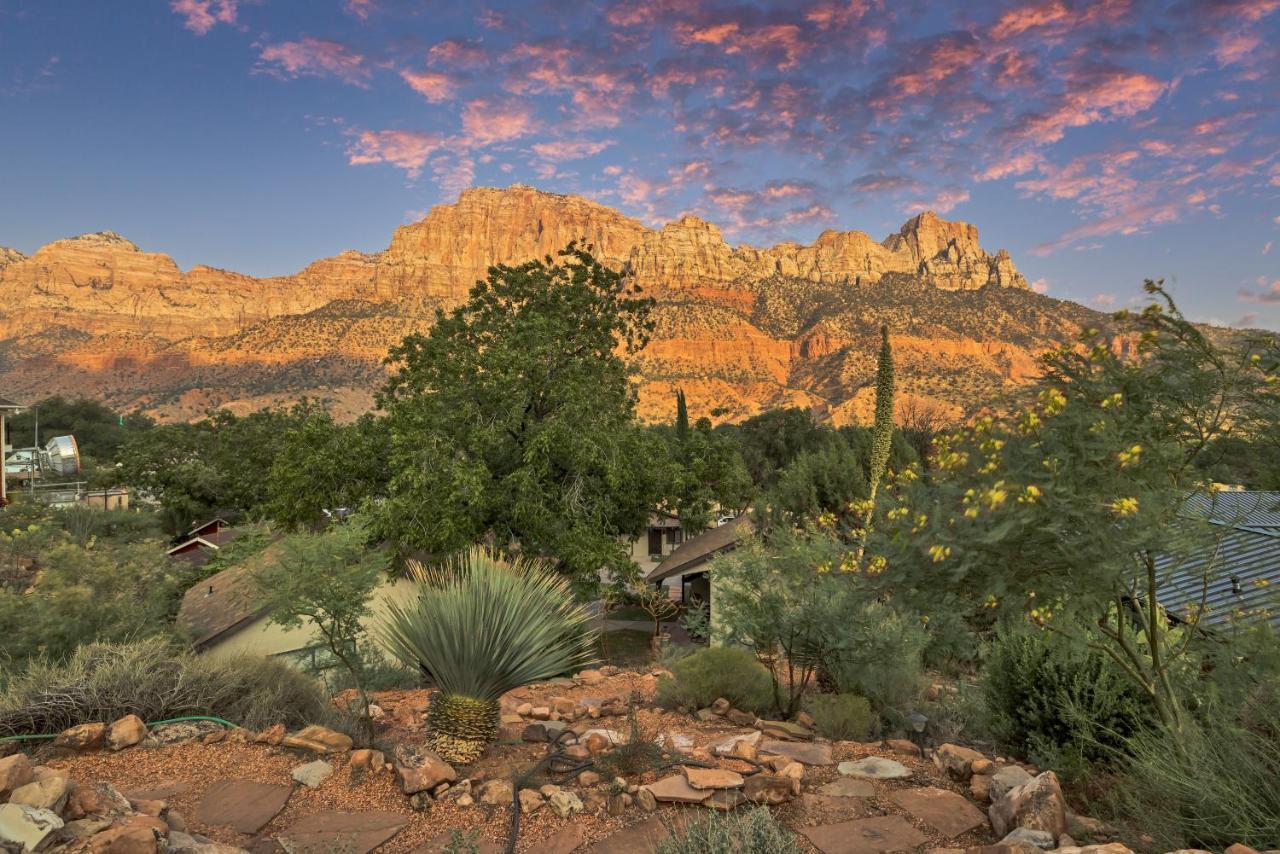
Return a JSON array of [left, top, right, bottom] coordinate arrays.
[[983, 626, 1151, 774], [805, 693, 873, 741], [592, 695, 668, 778], [1110, 682, 1280, 850], [654, 646, 772, 715], [828, 601, 929, 719], [656, 807, 801, 854], [0, 638, 333, 735], [377, 547, 598, 763]]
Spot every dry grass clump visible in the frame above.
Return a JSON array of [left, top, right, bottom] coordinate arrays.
[[0, 638, 333, 735]]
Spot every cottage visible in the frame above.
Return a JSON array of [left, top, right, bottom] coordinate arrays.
[[166, 518, 243, 567], [645, 514, 753, 609], [175, 540, 416, 663]]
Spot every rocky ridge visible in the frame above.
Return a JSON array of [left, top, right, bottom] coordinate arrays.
[[0, 185, 1079, 424]]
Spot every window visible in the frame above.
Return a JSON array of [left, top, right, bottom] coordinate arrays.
[[648, 528, 663, 557]]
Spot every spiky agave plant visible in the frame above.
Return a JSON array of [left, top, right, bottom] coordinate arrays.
[[376, 547, 598, 763]]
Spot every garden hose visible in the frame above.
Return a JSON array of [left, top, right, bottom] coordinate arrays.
[[0, 714, 240, 743]]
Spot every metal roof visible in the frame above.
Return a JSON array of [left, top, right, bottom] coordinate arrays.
[[1157, 492, 1280, 630], [0, 395, 24, 411]]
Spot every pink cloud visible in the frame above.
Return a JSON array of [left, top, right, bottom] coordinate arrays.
[[991, 0, 1131, 40], [906, 187, 970, 214], [1214, 31, 1262, 65], [1031, 278, 1051, 294], [347, 130, 444, 177], [430, 154, 476, 197], [978, 150, 1043, 181], [673, 21, 811, 70], [1263, 240, 1273, 256], [1014, 68, 1166, 144], [429, 39, 488, 68], [259, 37, 371, 87], [171, 0, 236, 35], [1238, 281, 1280, 303], [1031, 198, 1183, 255], [460, 98, 536, 146], [345, 0, 375, 21], [400, 69, 455, 102], [805, 1, 869, 30], [886, 35, 982, 98], [531, 139, 613, 161]]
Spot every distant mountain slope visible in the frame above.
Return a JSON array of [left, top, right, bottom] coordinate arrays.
[[1, 184, 1111, 424]]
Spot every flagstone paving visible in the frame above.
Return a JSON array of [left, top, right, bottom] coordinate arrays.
[[196, 780, 292, 834], [800, 814, 929, 854], [276, 810, 409, 854], [890, 786, 988, 838]]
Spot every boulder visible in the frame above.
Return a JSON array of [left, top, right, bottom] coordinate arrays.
[[726, 708, 757, 727], [0, 803, 63, 852], [0, 754, 35, 799], [349, 749, 386, 773], [989, 771, 1067, 840], [742, 774, 798, 805], [107, 716, 148, 751], [392, 745, 455, 796], [10, 777, 74, 815], [281, 725, 352, 754], [935, 743, 987, 781], [53, 723, 106, 752], [681, 767, 744, 790], [89, 822, 163, 854], [253, 724, 285, 745], [65, 783, 131, 821], [710, 698, 731, 715], [478, 780, 513, 806], [704, 789, 748, 811], [517, 789, 544, 814], [547, 789, 583, 818], [1000, 828, 1056, 849], [635, 788, 658, 812], [291, 760, 334, 789], [712, 731, 761, 757], [989, 766, 1033, 802]]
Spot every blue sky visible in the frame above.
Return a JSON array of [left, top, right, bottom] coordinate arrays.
[[1, 0, 1278, 329]]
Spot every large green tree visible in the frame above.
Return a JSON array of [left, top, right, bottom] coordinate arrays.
[[265, 412, 389, 530], [376, 244, 663, 585]]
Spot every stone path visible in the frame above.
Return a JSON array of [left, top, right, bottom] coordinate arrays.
[[891, 786, 987, 838], [196, 781, 293, 834], [800, 815, 929, 854], [277, 811, 409, 854]]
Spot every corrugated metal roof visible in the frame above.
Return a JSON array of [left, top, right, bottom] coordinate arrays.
[[1157, 492, 1280, 630], [1182, 491, 1280, 530]]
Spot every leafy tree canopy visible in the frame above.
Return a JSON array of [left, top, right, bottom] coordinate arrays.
[[375, 244, 665, 587]]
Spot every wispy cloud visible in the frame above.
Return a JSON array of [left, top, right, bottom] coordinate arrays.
[[1238, 281, 1280, 303], [346, 130, 444, 177], [259, 37, 371, 87], [400, 69, 455, 102]]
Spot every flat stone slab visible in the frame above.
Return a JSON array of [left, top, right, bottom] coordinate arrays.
[[539, 825, 587, 854], [197, 780, 292, 834], [891, 786, 986, 838], [839, 757, 912, 779], [644, 774, 712, 804], [819, 778, 876, 798], [800, 794, 871, 824], [760, 739, 833, 766], [682, 767, 744, 790], [584, 813, 694, 854], [290, 760, 333, 789], [277, 811, 408, 854], [800, 815, 929, 854], [409, 831, 503, 854], [712, 731, 762, 756], [121, 780, 191, 802]]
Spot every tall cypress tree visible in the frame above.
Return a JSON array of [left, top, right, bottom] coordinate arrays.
[[675, 388, 690, 445]]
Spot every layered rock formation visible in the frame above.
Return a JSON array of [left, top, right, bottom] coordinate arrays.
[[0, 184, 1072, 424]]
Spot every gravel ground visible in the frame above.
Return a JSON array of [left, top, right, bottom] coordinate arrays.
[[40, 671, 1001, 854]]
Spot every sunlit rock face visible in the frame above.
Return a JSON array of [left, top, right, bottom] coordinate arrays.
[[1, 184, 1066, 425]]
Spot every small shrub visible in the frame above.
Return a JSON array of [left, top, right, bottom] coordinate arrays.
[[1111, 683, 1280, 850], [805, 693, 872, 741], [983, 626, 1150, 774], [655, 646, 772, 715], [0, 638, 334, 735], [656, 808, 801, 854], [593, 695, 667, 778], [829, 601, 928, 717]]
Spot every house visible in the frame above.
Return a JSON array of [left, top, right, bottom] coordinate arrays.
[[175, 540, 416, 663], [645, 514, 753, 608], [628, 511, 688, 572], [166, 518, 244, 567], [0, 395, 25, 507], [1157, 491, 1280, 630]]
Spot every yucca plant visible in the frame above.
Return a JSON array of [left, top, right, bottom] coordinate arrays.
[[376, 547, 598, 763]]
